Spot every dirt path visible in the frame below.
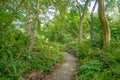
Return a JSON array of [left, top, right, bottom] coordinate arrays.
[[48, 52, 78, 80]]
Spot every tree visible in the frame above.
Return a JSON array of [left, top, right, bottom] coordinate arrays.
[[76, 0, 90, 43], [98, 0, 111, 45], [28, 0, 40, 54], [87, 0, 97, 47]]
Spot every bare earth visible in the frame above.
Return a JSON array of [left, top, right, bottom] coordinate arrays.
[[48, 52, 78, 80]]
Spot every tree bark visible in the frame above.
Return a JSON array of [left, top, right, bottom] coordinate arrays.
[[77, 0, 90, 43], [98, 0, 110, 45], [87, 0, 98, 47], [26, 1, 33, 54], [78, 16, 84, 43], [27, 11, 32, 40], [28, 0, 40, 54]]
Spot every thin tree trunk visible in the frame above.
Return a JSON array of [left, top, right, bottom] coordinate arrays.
[[87, 0, 98, 46], [27, 12, 32, 40], [91, 0, 98, 17], [78, 17, 84, 43], [26, 1, 33, 54], [29, 0, 40, 54], [76, 0, 90, 43], [87, 18, 95, 43], [98, 0, 110, 45]]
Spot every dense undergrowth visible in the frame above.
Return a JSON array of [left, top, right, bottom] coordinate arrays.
[[68, 41, 120, 80], [1, 1, 120, 80], [0, 28, 64, 80]]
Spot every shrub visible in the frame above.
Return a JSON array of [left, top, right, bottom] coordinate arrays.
[[75, 41, 120, 80], [76, 60, 102, 80], [30, 41, 64, 71]]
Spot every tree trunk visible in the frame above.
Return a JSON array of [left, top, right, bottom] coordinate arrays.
[[29, 0, 40, 54], [77, 0, 90, 43], [27, 11, 32, 40], [26, 1, 33, 54], [78, 17, 83, 43], [87, 0, 97, 47], [98, 0, 110, 45], [87, 18, 95, 46]]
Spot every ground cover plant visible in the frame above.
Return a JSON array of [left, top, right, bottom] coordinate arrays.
[[0, 0, 120, 80]]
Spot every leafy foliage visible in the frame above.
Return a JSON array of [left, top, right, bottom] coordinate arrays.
[[111, 18, 120, 41], [31, 41, 64, 71], [74, 41, 120, 80], [0, 0, 120, 80], [0, 31, 64, 79], [76, 60, 102, 80]]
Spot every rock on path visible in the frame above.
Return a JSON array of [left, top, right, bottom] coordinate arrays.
[[48, 52, 78, 80]]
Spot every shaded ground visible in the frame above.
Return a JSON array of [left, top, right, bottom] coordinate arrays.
[[46, 52, 78, 80]]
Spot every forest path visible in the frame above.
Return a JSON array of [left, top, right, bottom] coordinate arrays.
[[48, 52, 78, 80]]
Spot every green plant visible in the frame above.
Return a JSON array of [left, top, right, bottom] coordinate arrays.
[[76, 60, 103, 80], [75, 41, 120, 80], [30, 41, 64, 71], [72, 41, 92, 59], [0, 59, 30, 80]]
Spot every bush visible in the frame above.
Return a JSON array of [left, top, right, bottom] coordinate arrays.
[[30, 41, 64, 71], [0, 59, 30, 80], [0, 27, 64, 79], [0, 28, 30, 79], [76, 60, 102, 80], [75, 41, 120, 80]]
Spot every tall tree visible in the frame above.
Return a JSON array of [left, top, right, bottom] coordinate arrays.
[[26, 1, 32, 41], [76, 0, 90, 43], [26, 0, 40, 54], [98, 0, 110, 45], [87, 0, 98, 47], [29, 0, 40, 53]]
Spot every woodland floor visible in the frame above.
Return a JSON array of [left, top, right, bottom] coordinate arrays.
[[23, 52, 78, 80], [45, 52, 78, 80]]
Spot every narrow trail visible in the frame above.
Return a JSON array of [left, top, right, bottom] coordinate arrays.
[[48, 52, 78, 80]]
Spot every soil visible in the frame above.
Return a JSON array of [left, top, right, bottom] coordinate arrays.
[[45, 52, 78, 80]]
